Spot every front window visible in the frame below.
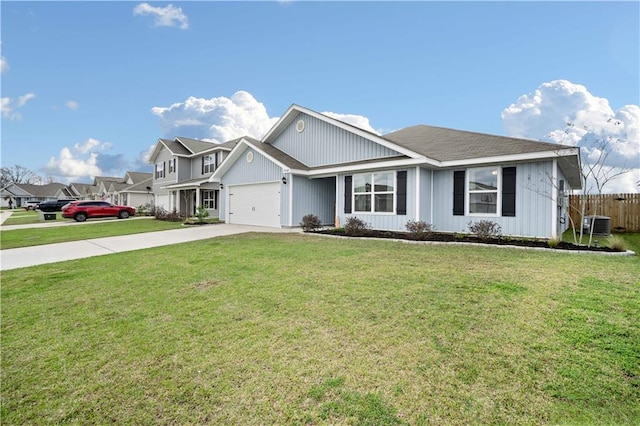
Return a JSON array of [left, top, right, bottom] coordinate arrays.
[[168, 158, 176, 173], [202, 190, 217, 209], [354, 172, 394, 213], [203, 154, 217, 174], [155, 162, 165, 179], [468, 167, 498, 214]]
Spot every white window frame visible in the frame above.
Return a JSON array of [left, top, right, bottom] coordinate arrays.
[[155, 162, 165, 179], [353, 171, 396, 214], [168, 158, 176, 173], [467, 166, 501, 216], [201, 190, 217, 210], [203, 155, 215, 174]]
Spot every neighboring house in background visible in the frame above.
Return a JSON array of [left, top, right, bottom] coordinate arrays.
[[0, 183, 70, 208], [86, 176, 123, 200], [148, 137, 238, 217], [108, 171, 153, 208], [1, 171, 153, 209], [210, 104, 582, 239]]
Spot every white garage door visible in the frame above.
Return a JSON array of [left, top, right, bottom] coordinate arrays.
[[228, 182, 281, 227]]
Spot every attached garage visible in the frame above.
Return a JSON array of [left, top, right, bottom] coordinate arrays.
[[228, 182, 281, 227]]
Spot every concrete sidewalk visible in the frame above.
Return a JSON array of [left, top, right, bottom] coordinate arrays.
[[0, 224, 299, 271]]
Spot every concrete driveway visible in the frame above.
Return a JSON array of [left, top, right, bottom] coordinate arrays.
[[0, 222, 299, 271]]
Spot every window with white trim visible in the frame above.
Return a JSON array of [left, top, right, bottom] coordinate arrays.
[[203, 155, 216, 174], [467, 167, 499, 214], [202, 190, 217, 209], [155, 162, 165, 179], [353, 171, 395, 213], [168, 158, 176, 173]]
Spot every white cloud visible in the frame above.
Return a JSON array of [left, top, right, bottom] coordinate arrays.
[[133, 3, 188, 30], [0, 56, 8, 73], [321, 111, 380, 135], [151, 91, 279, 142], [74, 137, 112, 154], [1, 93, 36, 120], [44, 147, 101, 179], [65, 100, 79, 110], [502, 80, 640, 193], [43, 138, 126, 181]]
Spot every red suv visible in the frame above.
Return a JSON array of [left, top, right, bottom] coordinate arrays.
[[62, 201, 136, 222]]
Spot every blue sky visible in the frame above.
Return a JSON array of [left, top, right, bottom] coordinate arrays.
[[2, 1, 639, 192]]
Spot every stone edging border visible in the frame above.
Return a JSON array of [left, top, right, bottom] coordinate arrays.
[[308, 232, 636, 256]]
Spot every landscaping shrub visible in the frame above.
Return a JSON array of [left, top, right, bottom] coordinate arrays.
[[195, 206, 210, 223], [467, 220, 502, 240], [154, 207, 184, 222], [300, 214, 322, 232], [405, 220, 434, 240], [547, 238, 560, 248], [136, 203, 156, 216], [344, 216, 370, 236], [607, 235, 627, 252]]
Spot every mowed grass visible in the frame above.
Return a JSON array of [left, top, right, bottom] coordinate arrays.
[[2, 234, 639, 425], [0, 219, 184, 249], [1, 209, 65, 225]]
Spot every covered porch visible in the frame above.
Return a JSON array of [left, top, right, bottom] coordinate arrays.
[[163, 178, 221, 218]]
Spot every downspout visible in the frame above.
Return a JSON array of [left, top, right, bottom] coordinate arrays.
[[551, 159, 558, 239], [430, 169, 434, 225], [415, 166, 420, 220]]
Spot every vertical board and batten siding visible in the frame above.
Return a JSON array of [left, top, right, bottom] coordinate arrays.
[[335, 168, 417, 231], [271, 113, 402, 167], [419, 168, 433, 223], [219, 147, 285, 224], [292, 176, 336, 226], [431, 161, 555, 238]]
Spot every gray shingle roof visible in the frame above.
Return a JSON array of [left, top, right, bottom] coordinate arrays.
[[161, 139, 191, 156], [383, 125, 568, 162], [12, 183, 67, 197], [243, 137, 310, 171], [176, 137, 220, 154], [126, 171, 152, 184]]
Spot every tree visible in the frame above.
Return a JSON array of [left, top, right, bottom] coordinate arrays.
[[0, 165, 39, 187]]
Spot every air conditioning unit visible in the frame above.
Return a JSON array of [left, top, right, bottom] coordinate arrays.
[[582, 215, 611, 236]]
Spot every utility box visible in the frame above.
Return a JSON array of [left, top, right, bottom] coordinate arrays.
[[39, 212, 57, 221], [582, 215, 611, 236]]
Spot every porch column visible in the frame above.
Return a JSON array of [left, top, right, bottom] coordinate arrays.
[[176, 189, 180, 213], [195, 188, 201, 216]]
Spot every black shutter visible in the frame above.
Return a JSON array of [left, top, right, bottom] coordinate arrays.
[[453, 170, 465, 216], [397, 170, 407, 215], [502, 167, 516, 217], [201, 157, 205, 175], [163, 161, 166, 178], [344, 175, 352, 214]]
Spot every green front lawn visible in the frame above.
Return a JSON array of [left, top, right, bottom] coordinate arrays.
[[0, 219, 185, 249], [1, 209, 65, 225], [2, 234, 638, 424]]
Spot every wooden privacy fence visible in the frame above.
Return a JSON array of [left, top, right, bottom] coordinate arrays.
[[568, 193, 640, 232]]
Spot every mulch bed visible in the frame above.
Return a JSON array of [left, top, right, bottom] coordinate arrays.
[[311, 229, 622, 253]]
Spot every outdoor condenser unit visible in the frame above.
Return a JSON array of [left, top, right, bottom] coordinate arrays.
[[582, 215, 611, 237]]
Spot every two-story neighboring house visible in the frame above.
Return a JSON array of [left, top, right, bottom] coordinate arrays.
[[148, 137, 239, 217]]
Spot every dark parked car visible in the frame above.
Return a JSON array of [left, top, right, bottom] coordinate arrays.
[[62, 201, 136, 222], [37, 199, 76, 212]]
